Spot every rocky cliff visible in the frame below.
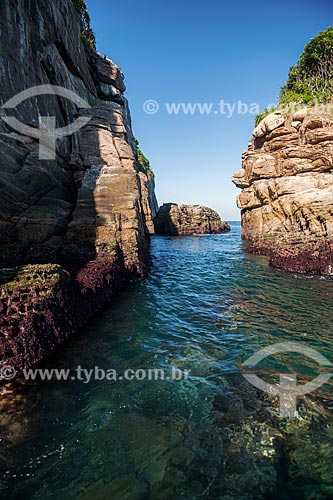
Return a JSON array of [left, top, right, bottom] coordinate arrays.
[[232, 108, 333, 274], [0, 0, 158, 375], [154, 203, 230, 236]]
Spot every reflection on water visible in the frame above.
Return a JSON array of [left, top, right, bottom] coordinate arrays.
[[1, 223, 333, 499]]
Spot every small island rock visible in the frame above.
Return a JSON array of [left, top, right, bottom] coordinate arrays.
[[154, 203, 231, 236]]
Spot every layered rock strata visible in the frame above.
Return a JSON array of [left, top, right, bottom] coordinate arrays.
[[232, 108, 333, 274], [0, 0, 157, 375], [154, 203, 230, 236]]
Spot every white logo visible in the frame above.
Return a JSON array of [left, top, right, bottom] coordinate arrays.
[[242, 342, 333, 417], [143, 99, 159, 114], [1, 85, 92, 159]]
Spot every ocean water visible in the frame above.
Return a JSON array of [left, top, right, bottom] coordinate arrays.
[[1, 222, 333, 499]]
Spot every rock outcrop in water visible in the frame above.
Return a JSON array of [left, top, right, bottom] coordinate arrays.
[[0, 0, 158, 375], [154, 203, 230, 236], [232, 108, 333, 274]]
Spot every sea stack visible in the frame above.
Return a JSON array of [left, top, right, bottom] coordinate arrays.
[[154, 203, 231, 236]]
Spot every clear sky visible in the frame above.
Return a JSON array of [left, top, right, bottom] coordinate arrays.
[[86, 0, 332, 220]]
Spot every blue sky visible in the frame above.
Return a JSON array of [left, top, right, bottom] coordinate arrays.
[[86, 0, 332, 220]]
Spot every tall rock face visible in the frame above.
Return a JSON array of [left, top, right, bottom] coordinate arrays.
[[232, 109, 333, 274], [0, 0, 158, 374], [154, 203, 231, 236]]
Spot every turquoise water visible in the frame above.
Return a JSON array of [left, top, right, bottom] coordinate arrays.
[[1, 222, 333, 499]]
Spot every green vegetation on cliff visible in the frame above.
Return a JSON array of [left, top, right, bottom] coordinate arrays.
[[256, 27, 333, 125], [134, 138, 154, 180], [280, 27, 333, 105], [72, 0, 96, 51]]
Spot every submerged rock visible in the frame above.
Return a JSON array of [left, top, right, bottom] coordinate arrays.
[[211, 371, 333, 499], [154, 203, 231, 236]]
